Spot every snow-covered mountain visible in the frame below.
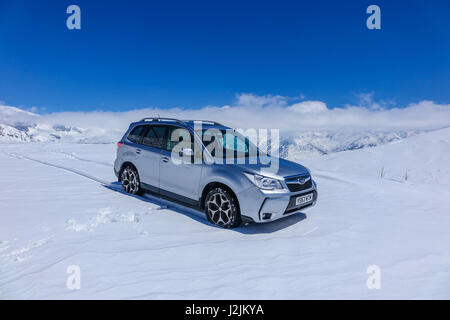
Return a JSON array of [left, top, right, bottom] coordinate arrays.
[[0, 124, 33, 142], [0, 105, 36, 120], [0, 106, 123, 143], [280, 130, 423, 159], [0, 122, 87, 143]]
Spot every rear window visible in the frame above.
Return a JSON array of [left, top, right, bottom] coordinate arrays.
[[142, 125, 167, 149], [127, 125, 146, 144]]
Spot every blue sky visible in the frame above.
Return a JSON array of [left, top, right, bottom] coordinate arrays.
[[0, 0, 449, 113]]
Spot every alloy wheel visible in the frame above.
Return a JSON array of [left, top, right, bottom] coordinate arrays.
[[121, 166, 139, 194], [206, 191, 233, 226]]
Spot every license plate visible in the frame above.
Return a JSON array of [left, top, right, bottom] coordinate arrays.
[[295, 193, 313, 206]]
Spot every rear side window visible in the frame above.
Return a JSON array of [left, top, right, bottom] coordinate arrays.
[[127, 125, 146, 144], [142, 125, 167, 149], [166, 126, 194, 151]]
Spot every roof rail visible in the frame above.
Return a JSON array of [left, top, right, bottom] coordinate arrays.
[[183, 120, 226, 127], [140, 117, 186, 125], [139, 117, 227, 127]]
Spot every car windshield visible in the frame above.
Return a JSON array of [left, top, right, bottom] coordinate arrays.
[[195, 128, 261, 158]]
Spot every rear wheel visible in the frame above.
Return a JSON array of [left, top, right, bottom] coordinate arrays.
[[205, 187, 241, 228], [120, 165, 143, 195]]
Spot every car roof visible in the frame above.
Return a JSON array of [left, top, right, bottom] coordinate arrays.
[[130, 120, 231, 130]]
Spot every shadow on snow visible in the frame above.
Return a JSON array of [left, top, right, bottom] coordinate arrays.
[[104, 182, 306, 234]]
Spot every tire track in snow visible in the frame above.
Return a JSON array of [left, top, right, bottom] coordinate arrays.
[[7, 152, 117, 189], [51, 150, 112, 167], [5, 152, 171, 207]]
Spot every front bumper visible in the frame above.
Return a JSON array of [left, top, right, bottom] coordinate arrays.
[[237, 180, 318, 223]]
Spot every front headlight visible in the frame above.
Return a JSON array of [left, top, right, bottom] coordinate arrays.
[[243, 172, 283, 190]]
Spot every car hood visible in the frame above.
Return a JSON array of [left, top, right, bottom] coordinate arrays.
[[234, 156, 310, 179]]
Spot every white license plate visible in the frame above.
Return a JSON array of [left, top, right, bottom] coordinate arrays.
[[295, 193, 313, 206]]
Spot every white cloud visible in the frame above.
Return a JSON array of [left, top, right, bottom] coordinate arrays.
[[347, 92, 395, 110], [287, 101, 328, 114], [1, 94, 450, 135]]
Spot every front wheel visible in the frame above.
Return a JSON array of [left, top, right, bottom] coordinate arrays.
[[205, 187, 241, 228], [120, 165, 143, 195]]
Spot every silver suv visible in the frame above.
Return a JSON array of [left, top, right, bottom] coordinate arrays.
[[114, 118, 317, 228]]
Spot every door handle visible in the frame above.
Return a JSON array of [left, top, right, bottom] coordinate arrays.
[[162, 156, 169, 163], [136, 149, 141, 154]]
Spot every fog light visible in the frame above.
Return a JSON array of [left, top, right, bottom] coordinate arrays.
[[262, 213, 272, 220]]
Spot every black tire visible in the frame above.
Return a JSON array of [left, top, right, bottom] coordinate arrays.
[[120, 165, 143, 195], [204, 187, 241, 228]]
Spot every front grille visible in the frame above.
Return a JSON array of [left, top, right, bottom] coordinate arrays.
[[285, 175, 312, 192]]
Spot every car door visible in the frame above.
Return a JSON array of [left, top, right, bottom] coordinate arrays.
[[159, 125, 203, 203], [136, 125, 167, 191]]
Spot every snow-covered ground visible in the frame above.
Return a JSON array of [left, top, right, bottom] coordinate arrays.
[[1, 128, 449, 299]]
